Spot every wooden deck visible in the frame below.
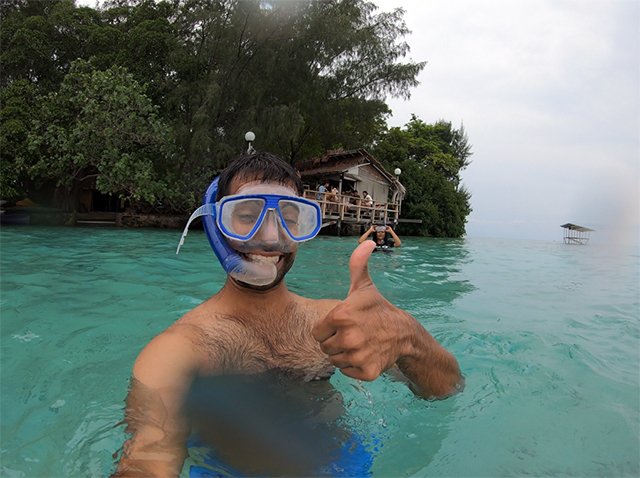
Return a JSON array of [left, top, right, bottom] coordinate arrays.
[[75, 211, 118, 226], [303, 189, 399, 227]]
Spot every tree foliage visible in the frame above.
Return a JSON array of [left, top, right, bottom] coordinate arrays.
[[373, 116, 472, 237], [1, 0, 473, 236], [21, 60, 179, 210], [0, 80, 40, 198]]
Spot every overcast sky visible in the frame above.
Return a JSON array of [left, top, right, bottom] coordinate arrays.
[[375, 0, 639, 243]]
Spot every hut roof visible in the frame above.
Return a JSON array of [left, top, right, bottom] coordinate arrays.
[[560, 223, 595, 232], [297, 148, 396, 184]]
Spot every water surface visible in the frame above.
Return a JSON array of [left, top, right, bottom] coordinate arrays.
[[1, 226, 638, 477]]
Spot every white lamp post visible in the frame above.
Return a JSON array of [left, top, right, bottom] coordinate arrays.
[[393, 167, 402, 220], [245, 131, 256, 153]]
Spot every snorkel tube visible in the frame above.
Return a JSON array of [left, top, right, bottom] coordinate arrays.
[[201, 177, 277, 286]]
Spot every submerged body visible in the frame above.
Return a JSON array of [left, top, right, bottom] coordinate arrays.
[[120, 290, 340, 475], [186, 372, 372, 477]]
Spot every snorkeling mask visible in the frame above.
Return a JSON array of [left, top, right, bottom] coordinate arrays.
[[176, 177, 322, 286]]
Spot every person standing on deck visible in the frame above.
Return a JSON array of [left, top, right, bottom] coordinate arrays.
[[316, 181, 329, 201], [362, 190, 373, 207]]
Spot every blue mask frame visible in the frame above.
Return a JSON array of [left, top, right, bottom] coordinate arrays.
[[216, 194, 321, 242]]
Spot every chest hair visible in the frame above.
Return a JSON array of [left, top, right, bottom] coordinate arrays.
[[195, 302, 334, 381]]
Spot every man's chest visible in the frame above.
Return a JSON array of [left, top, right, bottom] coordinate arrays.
[[197, 308, 335, 381], [252, 328, 334, 380]]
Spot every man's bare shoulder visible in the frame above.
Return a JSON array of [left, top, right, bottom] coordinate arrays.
[[183, 292, 340, 327], [132, 325, 201, 389], [175, 295, 252, 341], [132, 297, 233, 381]]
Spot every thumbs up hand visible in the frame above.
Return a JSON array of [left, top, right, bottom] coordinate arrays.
[[312, 240, 420, 382], [312, 241, 464, 398]]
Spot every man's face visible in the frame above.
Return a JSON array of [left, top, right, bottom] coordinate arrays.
[[225, 179, 299, 291]]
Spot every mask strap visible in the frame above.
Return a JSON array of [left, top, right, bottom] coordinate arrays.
[[176, 203, 215, 254]]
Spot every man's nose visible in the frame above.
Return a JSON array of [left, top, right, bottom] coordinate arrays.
[[256, 210, 280, 242]]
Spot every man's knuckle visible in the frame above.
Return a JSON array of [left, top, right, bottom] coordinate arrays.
[[360, 367, 380, 381]]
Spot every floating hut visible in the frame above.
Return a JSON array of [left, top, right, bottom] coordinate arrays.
[[561, 223, 594, 245]]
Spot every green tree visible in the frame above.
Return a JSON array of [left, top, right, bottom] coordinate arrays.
[[21, 60, 178, 211], [0, 80, 39, 199], [0, 0, 121, 202], [105, 0, 425, 204], [0, 0, 103, 91], [373, 116, 472, 237]]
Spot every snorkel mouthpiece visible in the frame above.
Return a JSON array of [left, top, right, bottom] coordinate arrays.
[[176, 177, 277, 287], [213, 232, 278, 287]]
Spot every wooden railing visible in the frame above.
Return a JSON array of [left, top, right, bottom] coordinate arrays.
[[303, 189, 399, 225]]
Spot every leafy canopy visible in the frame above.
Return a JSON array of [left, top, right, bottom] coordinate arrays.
[[22, 60, 178, 209], [373, 116, 472, 237]]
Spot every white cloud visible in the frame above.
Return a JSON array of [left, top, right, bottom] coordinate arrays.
[[376, 0, 639, 242]]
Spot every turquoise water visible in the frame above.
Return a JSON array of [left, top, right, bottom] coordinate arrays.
[[1, 226, 638, 477]]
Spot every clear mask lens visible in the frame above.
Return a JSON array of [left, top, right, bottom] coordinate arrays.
[[220, 198, 266, 239], [277, 199, 319, 239]]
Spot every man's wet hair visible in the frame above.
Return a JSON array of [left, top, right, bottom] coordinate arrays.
[[216, 152, 303, 200]]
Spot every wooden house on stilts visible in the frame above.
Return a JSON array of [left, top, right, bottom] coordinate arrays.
[[296, 149, 406, 234]]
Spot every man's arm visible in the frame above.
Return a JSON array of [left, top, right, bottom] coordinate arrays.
[[313, 241, 463, 399], [113, 328, 200, 477], [388, 310, 462, 397]]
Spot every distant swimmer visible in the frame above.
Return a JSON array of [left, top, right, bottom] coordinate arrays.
[[358, 224, 402, 251]]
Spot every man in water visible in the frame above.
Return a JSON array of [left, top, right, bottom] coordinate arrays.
[[114, 152, 462, 476], [358, 224, 402, 250]]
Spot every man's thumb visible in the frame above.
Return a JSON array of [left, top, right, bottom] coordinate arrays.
[[348, 240, 376, 295]]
